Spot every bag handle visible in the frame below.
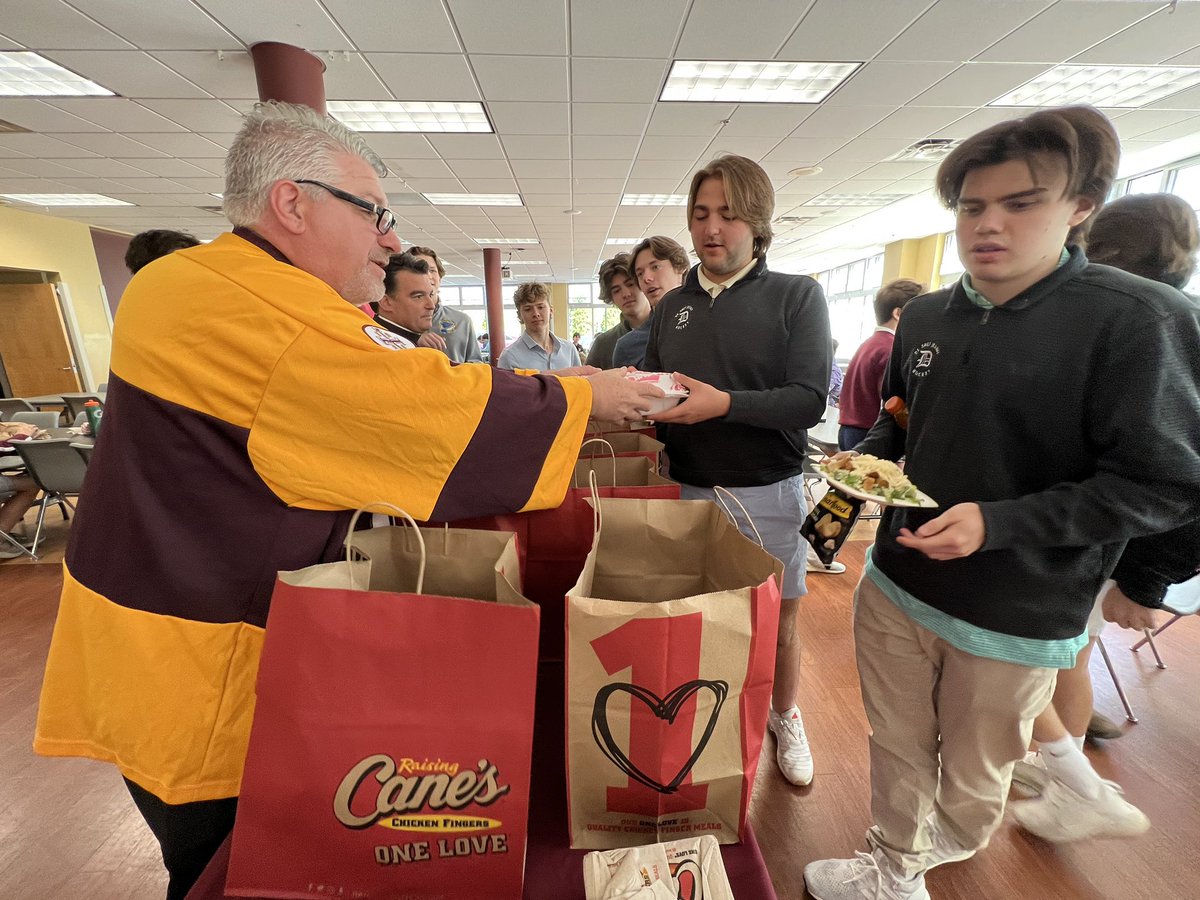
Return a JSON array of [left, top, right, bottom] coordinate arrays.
[[576, 437, 617, 487], [712, 486, 764, 548], [589, 468, 603, 536], [345, 503, 428, 594]]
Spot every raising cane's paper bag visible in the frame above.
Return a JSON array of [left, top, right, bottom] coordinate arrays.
[[226, 512, 538, 900], [583, 834, 734, 900], [567, 497, 781, 849]]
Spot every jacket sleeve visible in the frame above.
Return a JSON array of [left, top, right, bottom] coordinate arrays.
[[724, 278, 831, 430], [981, 306, 1200, 551], [248, 333, 592, 523], [1110, 517, 1200, 608]]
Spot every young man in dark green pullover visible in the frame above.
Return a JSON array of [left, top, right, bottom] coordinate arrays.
[[806, 107, 1200, 900]]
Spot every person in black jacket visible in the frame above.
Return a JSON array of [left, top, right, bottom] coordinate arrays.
[[645, 154, 832, 789], [805, 108, 1200, 900], [1007, 191, 1200, 841]]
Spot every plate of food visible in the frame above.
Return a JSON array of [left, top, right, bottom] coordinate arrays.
[[625, 371, 689, 416], [817, 454, 937, 508]]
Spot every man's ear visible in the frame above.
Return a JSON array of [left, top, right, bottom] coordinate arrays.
[[1068, 196, 1096, 229], [266, 180, 308, 235]]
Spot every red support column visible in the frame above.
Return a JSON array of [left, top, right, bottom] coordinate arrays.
[[483, 249, 505, 367], [249, 42, 327, 114]]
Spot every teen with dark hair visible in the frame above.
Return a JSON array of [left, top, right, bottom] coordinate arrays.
[[805, 106, 1200, 900], [125, 229, 200, 274]]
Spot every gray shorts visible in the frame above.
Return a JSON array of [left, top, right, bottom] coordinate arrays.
[[679, 474, 808, 598]]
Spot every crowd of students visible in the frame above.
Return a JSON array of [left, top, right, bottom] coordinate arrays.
[[22, 98, 1200, 900]]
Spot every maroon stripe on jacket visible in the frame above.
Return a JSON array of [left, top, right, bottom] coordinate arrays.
[[429, 370, 570, 522], [66, 374, 350, 627]]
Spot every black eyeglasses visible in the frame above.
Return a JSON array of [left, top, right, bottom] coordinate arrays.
[[294, 179, 397, 235]]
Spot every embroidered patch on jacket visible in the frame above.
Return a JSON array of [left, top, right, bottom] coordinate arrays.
[[674, 305, 694, 330], [910, 341, 940, 377], [363, 325, 414, 350]]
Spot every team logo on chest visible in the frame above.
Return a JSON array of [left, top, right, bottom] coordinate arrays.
[[674, 305, 694, 330], [910, 341, 939, 378]]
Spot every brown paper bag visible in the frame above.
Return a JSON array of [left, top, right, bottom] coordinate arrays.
[[566, 497, 782, 849]]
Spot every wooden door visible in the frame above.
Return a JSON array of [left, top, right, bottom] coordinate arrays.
[[0, 284, 82, 395]]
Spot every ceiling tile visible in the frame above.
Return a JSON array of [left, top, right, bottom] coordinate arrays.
[[487, 101, 569, 134], [636, 133, 712, 161], [516, 177, 571, 192], [145, 51, 259, 100], [191, 0, 354, 51], [937, 106, 1040, 139], [858, 107, 969, 140], [0, 99, 107, 132], [571, 103, 648, 136], [821, 137, 914, 163], [825, 61, 961, 107], [763, 137, 848, 164], [501, 134, 569, 159], [46, 97, 186, 132], [131, 132, 227, 157], [0, 158, 92, 178], [42, 50, 210, 98], [646, 103, 733, 137], [136, 98, 246, 132], [572, 135, 640, 159], [705, 135, 783, 161], [387, 159, 455, 179], [118, 157, 217, 178], [473, 55, 569, 102], [975, 1, 1155, 64], [446, 158, 513, 179], [460, 178, 519, 192], [1071, 5, 1200, 65], [779, 0, 931, 61], [323, 0, 460, 53], [790, 105, 898, 138], [676, 0, 805, 58], [572, 159, 632, 178], [571, 0, 687, 58], [54, 132, 165, 157], [367, 53, 481, 101], [0, 0, 133, 50], [449, 0, 567, 55], [630, 159, 693, 180], [427, 134, 505, 159], [879, 1, 1055, 62], [571, 58, 667, 103], [719, 105, 816, 137], [53, 157, 156, 178], [511, 159, 570, 178], [1146, 84, 1200, 112], [70, 0, 242, 50], [360, 134, 440, 159], [910, 62, 1050, 107], [0, 133, 101, 158]]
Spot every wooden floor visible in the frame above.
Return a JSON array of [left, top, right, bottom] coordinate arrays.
[[2, 531, 1198, 899]]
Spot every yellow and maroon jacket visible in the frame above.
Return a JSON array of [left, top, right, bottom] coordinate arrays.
[[33, 231, 590, 804]]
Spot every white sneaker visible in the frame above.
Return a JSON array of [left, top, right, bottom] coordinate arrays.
[[923, 813, 976, 868], [807, 558, 847, 574], [768, 706, 814, 786], [1009, 776, 1150, 842], [805, 851, 930, 900], [1010, 750, 1050, 798]]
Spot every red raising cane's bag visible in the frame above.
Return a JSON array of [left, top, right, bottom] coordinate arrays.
[[225, 506, 538, 900]]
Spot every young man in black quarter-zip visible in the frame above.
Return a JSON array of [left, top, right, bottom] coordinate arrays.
[[805, 107, 1200, 900], [645, 154, 832, 789]]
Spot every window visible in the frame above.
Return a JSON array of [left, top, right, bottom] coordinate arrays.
[[566, 281, 621, 352], [1123, 170, 1166, 196], [813, 253, 885, 359], [940, 232, 964, 281]]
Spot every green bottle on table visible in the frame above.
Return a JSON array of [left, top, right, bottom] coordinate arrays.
[[84, 399, 103, 437]]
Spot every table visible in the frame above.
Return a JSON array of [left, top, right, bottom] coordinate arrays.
[[186, 663, 777, 899], [23, 392, 106, 408]]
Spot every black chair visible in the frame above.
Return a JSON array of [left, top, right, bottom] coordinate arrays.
[[0, 398, 36, 418], [62, 394, 103, 423], [12, 439, 88, 557]]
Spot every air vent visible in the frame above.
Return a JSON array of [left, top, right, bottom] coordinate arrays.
[[197, 205, 224, 213], [0, 118, 31, 134], [889, 138, 959, 162], [774, 215, 817, 225]]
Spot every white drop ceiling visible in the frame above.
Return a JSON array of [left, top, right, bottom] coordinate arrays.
[[1, 0, 1199, 283]]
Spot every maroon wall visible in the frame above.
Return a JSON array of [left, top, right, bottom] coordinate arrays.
[[89, 228, 132, 317]]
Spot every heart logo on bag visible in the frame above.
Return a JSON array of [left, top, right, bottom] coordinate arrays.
[[591, 680, 729, 794]]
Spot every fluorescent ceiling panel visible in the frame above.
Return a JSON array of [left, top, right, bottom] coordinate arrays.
[[328, 100, 493, 133], [605, 238, 641, 244], [805, 194, 910, 207], [0, 51, 114, 97], [621, 194, 688, 206], [991, 65, 1200, 109], [473, 237, 539, 244], [1, 192, 131, 206], [423, 193, 523, 206], [660, 60, 860, 104]]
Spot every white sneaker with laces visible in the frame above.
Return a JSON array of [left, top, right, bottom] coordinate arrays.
[[1009, 776, 1150, 842], [804, 851, 930, 900], [1010, 749, 1050, 798], [807, 558, 848, 574], [768, 706, 814, 786], [923, 813, 976, 868]]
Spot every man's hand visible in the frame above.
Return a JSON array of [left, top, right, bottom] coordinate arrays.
[[418, 332, 447, 351], [896, 503, 986, 561], [586, 369, 664, 422], [650, 373, 731, 425], [555, 365, 601, 377], [1102, 585, 1158, 631]]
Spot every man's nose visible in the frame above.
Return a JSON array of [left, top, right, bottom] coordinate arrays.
[[380, 231, 402, 253]]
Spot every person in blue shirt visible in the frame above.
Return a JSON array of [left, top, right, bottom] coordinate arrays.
[[497, 282, 583, 372]]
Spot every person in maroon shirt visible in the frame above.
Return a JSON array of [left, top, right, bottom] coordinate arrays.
[[837, 279, 924, 450]]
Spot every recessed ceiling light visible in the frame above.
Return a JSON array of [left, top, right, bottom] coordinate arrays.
[[473, 237, 539, 244], [564, 208, 582, 215], [660, 60, 860, 104], [0, 51, 114, 97], [1, 192, 131, 206], [990, 64, 1200, 108], [423, 193, 522, 206], [328, 100, 493, 133], [804, 194, 909, 207], [621, 194, 688, 206], [788, 165, 824, 178]]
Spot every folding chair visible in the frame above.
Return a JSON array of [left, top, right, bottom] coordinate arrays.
[[0, 398, 36, 418], [62, 394, 102, 423], [11, 438, 88, 557], [1130, 573, 1200, 669], [10, 411, 60, 430]]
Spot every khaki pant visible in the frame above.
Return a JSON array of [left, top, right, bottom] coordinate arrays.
[[853, 576, 1056, 878]]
